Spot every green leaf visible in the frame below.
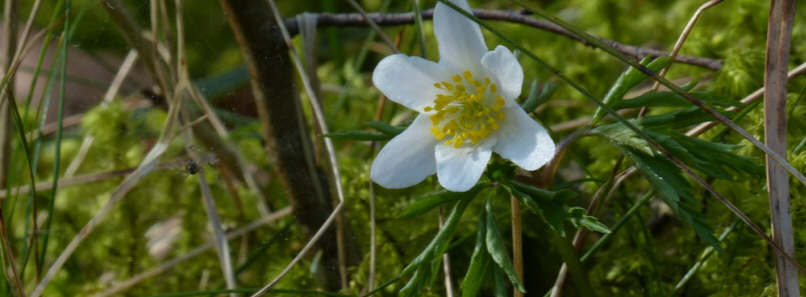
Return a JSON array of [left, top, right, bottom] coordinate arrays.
[[639, 107, 724, 130], [591, 120, 653, 155], [566, 207, 611, 234], [612, 90, 741, 110], [655, 132, 764, 179], [504, 182, 577, 236], [592, 56, 672, 123], [485, 199, 526, 293], [521, 80, 557, 113], [620, 146, 722, 251], [398, 184, 486, 219], [399, 268, 430, 297], [461, 208, 492, 297], [400, 193, 475, 296], [321, 130, 390, 141], [492, 267, 508, 297], [366, 120, 407, 136]]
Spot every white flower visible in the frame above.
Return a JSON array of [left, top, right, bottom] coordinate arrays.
[[370, 0, 555, 192]]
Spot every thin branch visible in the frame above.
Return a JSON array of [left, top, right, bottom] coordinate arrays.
[[642, 0, 723, 117], [345, 0, 398, 54], [284, 9, 722, 70], [650, 0, 723, 90]]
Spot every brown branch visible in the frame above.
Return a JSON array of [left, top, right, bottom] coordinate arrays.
[[219, 0, 347, 291], [284, 9, 722, 70]]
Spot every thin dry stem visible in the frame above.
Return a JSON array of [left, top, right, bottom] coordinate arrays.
[[763, 0, 799, 295], [30, 69, 185, 297], [175, 0, 237, 291], [438, 207, 455, 297], [0, 212, 25, 297], [346, 0, 398, 54], [90, 208, 291, 297], [366, 174, 377, 291], [650, 0, 723, 91], [64, 49, 139, 178], [0, 157, 198, 199], [640, 0, 723, 117], [686, 61, 806, 137]]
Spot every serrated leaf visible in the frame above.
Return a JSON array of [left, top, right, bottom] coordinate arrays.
[[591, 120, 653, 156], [399, 184, 486, 219], [565, 207, 611, 233], [612, 90, 741, 110], [665, 132, 764, 179], [566, 207, 611, 234], [485, 199, 526, 293], [321, 130, 390, 141], [366, 120, 407, 136], [504, 182, 576, 236], [461, 208, 491, 297], [620, 146, 722, 251]]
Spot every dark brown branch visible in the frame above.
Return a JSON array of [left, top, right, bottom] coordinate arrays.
[[220, 0, 348, 290], [285, 9, 723, 70]]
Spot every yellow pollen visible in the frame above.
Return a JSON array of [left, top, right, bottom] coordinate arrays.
[[425, 70, 507, 148]]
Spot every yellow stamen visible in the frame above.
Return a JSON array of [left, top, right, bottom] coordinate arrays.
[[423, 70, 508, 148]]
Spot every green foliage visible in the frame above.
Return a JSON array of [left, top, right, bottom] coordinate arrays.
[[398, 183, 486, 219], [400, 193, 475, 297], [520, 80, 558, 113], [503, 181, 608, 237], [460, 208, 492, 297], [13, 0, 806, 296], [484, 198, 526, 293], [620, 147, 722, 252], [591, 56, 672, 124]]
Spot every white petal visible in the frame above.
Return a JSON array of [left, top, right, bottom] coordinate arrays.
[[372, 54, 453, 112], [481, 45, 524, 106], [435, 137, 496, 192], [434, 0, 488, 72], [371, 115, 439, 189], [493, 107, 555, 170]]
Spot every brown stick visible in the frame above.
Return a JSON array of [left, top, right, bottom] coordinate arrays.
[[219, 0, 346, 290], [283, 9, 722, 70], [764, 0, 799, 296]]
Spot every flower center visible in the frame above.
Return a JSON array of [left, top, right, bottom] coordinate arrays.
[[424, 70, 506, 148]]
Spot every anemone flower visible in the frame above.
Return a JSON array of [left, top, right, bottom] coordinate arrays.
[[370, 0, 555, 192]]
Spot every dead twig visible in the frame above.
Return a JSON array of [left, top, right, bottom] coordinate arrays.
[[284, 9, 722, 70]]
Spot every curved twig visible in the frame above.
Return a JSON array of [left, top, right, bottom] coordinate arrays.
[[284, 9, 722, 70]]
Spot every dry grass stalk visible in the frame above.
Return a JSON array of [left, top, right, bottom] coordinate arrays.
[[763, 0, 799, 296]]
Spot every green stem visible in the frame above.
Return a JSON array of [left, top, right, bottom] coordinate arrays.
[[581, 190, 654, 263], [550, 231, 596, 297], [39, 0, 71, 273]]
